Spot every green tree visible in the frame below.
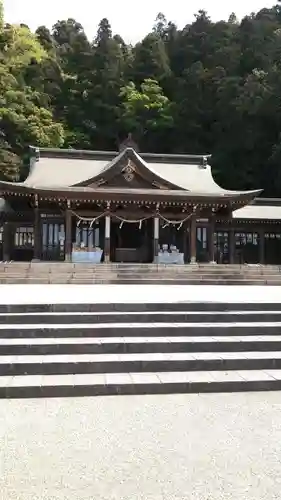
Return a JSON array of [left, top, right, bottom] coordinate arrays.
[[119, 79, 174, 151], [153, 13, 169, 38], [52, 18, 90, 67], [132, 33, 171, 85], [0, 67, 64, 152], [0, 7, 65, 179], [1, 24, 46, 71], [0, 130, 21, 180], [0, 0, 3, 31], [36, 25, 57, 54], [2, 3, 281, 195], [75, 18, 126, 149]]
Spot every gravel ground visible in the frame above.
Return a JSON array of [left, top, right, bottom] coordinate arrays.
[[1, 393, 281, 500]]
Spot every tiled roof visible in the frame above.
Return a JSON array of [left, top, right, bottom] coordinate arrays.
[[234, 204, 281, 220], [0, 146, 261, 203]]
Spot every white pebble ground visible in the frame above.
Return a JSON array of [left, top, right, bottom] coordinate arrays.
[[0, 285, 281, 500], [1, 393, 281, 500]]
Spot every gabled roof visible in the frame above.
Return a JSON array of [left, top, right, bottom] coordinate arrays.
[[0, 146, 262, 205], [73, 148, 182, 189], [234, 198, 281, 220], [23, 147, 213, 190]]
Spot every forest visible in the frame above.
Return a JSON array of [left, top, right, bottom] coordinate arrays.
[[2, 2, 281, 195]]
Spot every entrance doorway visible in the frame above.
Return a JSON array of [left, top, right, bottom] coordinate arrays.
[[111, 219, 153, 262]]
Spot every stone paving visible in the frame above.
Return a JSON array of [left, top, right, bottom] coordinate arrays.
[[0, 285, 281, 497], [1, 294, 281, 396], [1, 393, 281, 499]]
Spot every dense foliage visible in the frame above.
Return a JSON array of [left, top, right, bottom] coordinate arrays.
[[2, 3, 281, 194]]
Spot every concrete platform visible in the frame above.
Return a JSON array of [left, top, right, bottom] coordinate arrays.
[[0, 284, 281, 304]]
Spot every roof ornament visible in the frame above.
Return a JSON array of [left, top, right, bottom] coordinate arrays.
[[119, 133, 140, 152], [122, 159, 135, 182]]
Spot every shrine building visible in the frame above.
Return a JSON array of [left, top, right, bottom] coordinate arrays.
[[0, 137, 281, 265]]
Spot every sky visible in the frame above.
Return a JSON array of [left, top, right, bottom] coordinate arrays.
[[3, 0, 277, 43]]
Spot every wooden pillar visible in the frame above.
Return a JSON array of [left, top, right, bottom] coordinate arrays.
[[229, 228, 235, 264], [208, 215, 216, 263], [259, 228, 265, 265], [190, 215, 197, 264], [3, 221, 12, 262], [183, 223, 188, 263], [104, 215, 111, 262], [153, 217, 159, 263], [65, 209, 72, 262], [33, 208, 42, 261]]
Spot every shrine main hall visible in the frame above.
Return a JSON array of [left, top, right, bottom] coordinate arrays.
[[0, 139, 281, 266]]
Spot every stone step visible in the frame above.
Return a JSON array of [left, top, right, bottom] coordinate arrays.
[[2, 351, 281, 376], [1, 369, 281, 398], [2, 268, 281, 284], [1, 264, 281, 272], [0, 299, 281, 397], [12, 265, 190, 270], [6, 268, 280, 274], [1, 323, 281, 347], [21, 278, 281, 283], [3, 278, 281, 283], [1, 302, 281, 314], [2, 272, 279, 277], [112, 270, 281, 276], [1, 278, 280, 286], [0, 322, 281, 338], [2, 263, 281, 268], [1, 335, 281, 354], [3, 269, 281, 275], [2, 268, 281, 275], [65, 281, 281, 286], [1, 310, 281, 324]]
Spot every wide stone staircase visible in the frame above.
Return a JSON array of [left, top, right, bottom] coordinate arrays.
[[1, 262, 281, 284], [1, 300, 281, 398]]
